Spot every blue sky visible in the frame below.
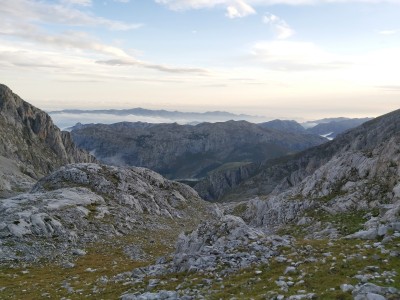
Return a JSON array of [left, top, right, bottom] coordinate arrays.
[[0, 0, 399, 120]]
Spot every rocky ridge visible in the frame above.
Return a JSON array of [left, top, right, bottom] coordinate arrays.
[[70, 120, 326, 180], [0, 163, 212, 263], [0, 84, 95, 197]]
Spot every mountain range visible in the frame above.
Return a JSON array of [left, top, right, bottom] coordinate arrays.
[[0, 83, 399, 300], [70, 121, 327, 180], [49, 108, 268, 129]]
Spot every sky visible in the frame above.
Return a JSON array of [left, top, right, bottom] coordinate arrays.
[[0, 0, 399, 120]]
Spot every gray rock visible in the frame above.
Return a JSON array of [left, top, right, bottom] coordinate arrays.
[[0, 163, 211, 263], [340, 284, 354, 292], [72, 249, 86, 256], [354, 293, 386, 300], [121, 290, 179, 300], [284, 266, 297, 275], [346, 229, 378, 240]]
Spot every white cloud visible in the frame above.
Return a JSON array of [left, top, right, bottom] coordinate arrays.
[[62, 0, 92, 6], [250, 40, 349, 71], [156, 0, 256, 18], [226, 1, 256, 18], [156, 0, 400, 18], [0, 0, 141, 31], [263, 13, 294, 39], [96, 59, 209, 74], [114, 0, 130, 2], [378, 29, 398, 35], [0, 0, 207, 75]]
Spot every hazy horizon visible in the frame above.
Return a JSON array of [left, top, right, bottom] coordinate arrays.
[[1, 0, 399, 120]]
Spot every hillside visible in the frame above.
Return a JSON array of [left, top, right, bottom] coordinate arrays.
[[0, 163, 211, 264], [71, 121, 326, 180], [107, 108, 400, 299], [0, 86, 214, 299], [305, 117, 373, 139], [0, 84, 95, 197], [195, 113, 387, 201]]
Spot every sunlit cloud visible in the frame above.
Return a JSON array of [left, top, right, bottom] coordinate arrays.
[[225, 0, 256, 18], [0, 0, 207, 76], [96, 59, 209, 74], [0, 0, 141, 30], [62, 0, 92, 6], [377, 29, 399, 35], [156, 0, 400, 18], [250, 41, 350, 71], [263, 13, 294, 39]]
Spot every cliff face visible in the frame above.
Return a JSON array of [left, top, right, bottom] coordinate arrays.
[[71, 121, 326, 180], [0, 84, 95, 180]]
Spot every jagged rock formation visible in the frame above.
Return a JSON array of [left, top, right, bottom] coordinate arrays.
[[0, 163, 211, 263], [70, 121, 326, 180], [0, 84, 94, 197]]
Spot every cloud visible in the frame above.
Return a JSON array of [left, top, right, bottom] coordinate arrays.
[[156, 0, 256, 18], [250, 40, 350, 71], [377, 29, 399, 35], [0, 25, 207, 74], [114, 0, 130, 2], [62, 0, 92, 6], [96, 59, 209, 74], [0, 0, 141, 31], [377, 85, 400, 91], [226, 1, 256, 18], [0, 21, 132, 59], [156, 0, 400, 18], [263, 13, 294, 39], [0, 0, 206, 76]]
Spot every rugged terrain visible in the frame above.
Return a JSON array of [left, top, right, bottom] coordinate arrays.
[[0, 163, 212, 263], [0, 84, 94, 197], [0, 84, 399, 299], [109, 110, 400, 299], [70, 121, 326, 180], [195, 114, 380, 202]]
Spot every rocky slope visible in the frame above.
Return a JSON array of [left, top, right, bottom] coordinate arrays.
[[0, 84, 94, 197], [223, 109, 400, 240], [0, 163, 212, 263], [195, 111, 392, 202], [71, 121, 326, 180], [110, 110, 400, 299]]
